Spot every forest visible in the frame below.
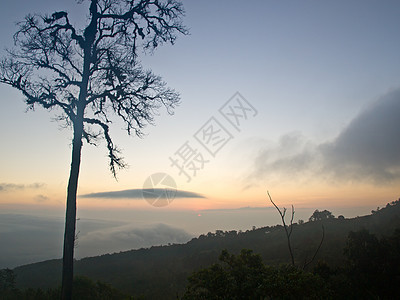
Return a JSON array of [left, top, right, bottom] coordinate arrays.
[[1, 198, 399, 299]]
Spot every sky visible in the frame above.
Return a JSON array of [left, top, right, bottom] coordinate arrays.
[[0, 0, 400, 267]]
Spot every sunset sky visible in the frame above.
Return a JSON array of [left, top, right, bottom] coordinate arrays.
[[0, 0, 399, 267]]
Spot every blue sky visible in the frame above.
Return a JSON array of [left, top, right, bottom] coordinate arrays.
[[0, 0, 400, 266], [1, 0, 399, 207]]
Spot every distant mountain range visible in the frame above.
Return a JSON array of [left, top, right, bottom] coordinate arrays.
[[13, 199, 400, 299]]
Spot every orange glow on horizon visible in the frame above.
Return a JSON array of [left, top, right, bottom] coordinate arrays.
[[1, 176, 398, 213]]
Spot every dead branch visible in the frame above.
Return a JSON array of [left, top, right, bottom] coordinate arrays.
[[267, 191, 295, 266], [303, 225, 325, 270]]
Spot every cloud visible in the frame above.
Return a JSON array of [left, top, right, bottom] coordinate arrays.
[[0, 182, 45, 192], [252, 132, 319, 179], [34, 194, 49, 203], [201, 206, 275, 212], [0, 214, 193, 268], [250, 88, 400, 184], [320, 89, 400, 182], [76, 223, 193, 258], [0, 214, 64, 268], [80, 188, 206, 199]]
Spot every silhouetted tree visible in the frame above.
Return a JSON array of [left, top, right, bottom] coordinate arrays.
[[267, 191, 295, 265], [309, 209, 334, 222], [0, 1, 187, 299], [267, 192, 324, 268], [0, 268, 16, 293], [343, 228, 400, 298]]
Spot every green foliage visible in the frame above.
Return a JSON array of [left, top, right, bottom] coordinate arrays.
[[0, 269, 16, 292], [266, 264, 326, 299], [183, 249, 327, 300], [183, 249, 266, 299], [71, 276, 127, 300], [184, 227, 400, 300], [345, 229, 381, 270], [313, 228, 400, 299], [0, 273, 129, 300], [343, 228, 400, 299], [0, 268, 19, 300], [9, 199, 400, 299]]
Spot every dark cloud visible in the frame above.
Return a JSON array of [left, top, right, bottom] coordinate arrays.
[[320, 89, 400, 182], [251, 88, 400, 184], [0, 183, 45, 192], [80, 188, 205, 199]]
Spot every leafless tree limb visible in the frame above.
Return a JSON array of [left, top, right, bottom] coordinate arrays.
[[0, 1, 187, 299], [303, 225, 325, 270], [267, 191, 295, 266]]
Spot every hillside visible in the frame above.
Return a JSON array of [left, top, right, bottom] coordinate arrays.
[[12, 199, 400, 299]]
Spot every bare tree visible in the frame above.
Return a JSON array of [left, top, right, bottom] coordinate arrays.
[[267, 191, 295, 265], [267, 191, 324, 269], [302, 225, 324, 270], [0, 1, 187, 299]]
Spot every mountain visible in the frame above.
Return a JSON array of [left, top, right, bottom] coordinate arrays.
[[12, 199, 400, 299]]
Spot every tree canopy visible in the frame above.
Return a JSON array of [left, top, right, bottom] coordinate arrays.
[[0, 1, 187, 298], [309, 209, 335, 222], [0, 0, 187, 175], [183, 249, 326, 300]]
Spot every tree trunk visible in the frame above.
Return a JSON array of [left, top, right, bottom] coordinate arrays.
[[61, 119, 83, 300], [61, 5, 96, 298]]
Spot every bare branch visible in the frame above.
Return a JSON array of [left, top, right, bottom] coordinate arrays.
[[2, 0, 185, 152], [0, 58, 76, 119], [83, 117, 126, 177], [303, 225, 325, 270], [95, 0, 188, 54], [267, 191, 295, 266], [288, 205, 295, 238], [41, 11, 85, 48], [1, 2, 187, 298]]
